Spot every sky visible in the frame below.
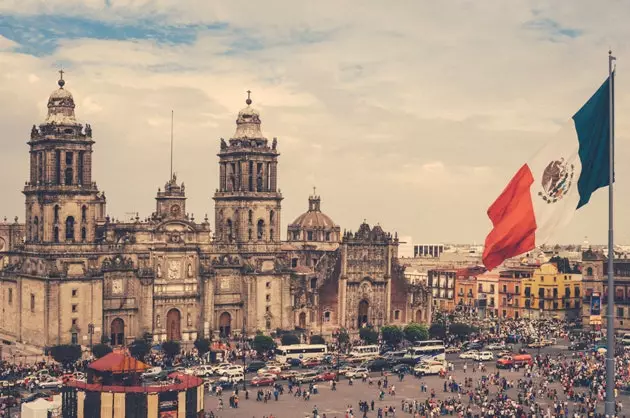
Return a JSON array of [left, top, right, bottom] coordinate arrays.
[[0, 1, 628, 245]]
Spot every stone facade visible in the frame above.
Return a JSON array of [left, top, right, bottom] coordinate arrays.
[[0, 76, 431, 348]]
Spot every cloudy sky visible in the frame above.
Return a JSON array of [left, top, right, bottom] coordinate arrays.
[[0, 1, 627, 245]]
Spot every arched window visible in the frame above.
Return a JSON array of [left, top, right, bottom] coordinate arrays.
[[65, 216, 75, 241], [81, 206, 87, 222], [54, 205, 60, 223], [257, 220, 265, 240], [81, 227, 86, 242], [270, 229, 274, 241], [64, 167, 73, 185], [248, 229, 253, 241], [33, 217, 39, 242], [53, 226, 59, 243], [226, 219, 233, 242], [310, 278, 317, 289], [248, 210, 253, 224], [269, 210, 275, 225], [586, 267, 594, 276]]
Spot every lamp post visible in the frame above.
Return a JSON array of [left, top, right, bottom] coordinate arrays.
[[88, 323, 94, 350]]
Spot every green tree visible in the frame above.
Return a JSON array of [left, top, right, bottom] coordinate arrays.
[[448, 322, 477, 339], [162, 341, 181, 358], [100, 335, 110, 344], [92, 343, 113, 359], [359, 327, 379, 345], [428, 323, 446, 339], [404, 323, 429, 342], [281, 333, 300, 345], [194, 338, 212, 357], [50, 344, 82, 366], [380, 325, 404, 346], [310, 335, 325, 344], [129, 339, 151, 361], [253, 335, 275, 354]]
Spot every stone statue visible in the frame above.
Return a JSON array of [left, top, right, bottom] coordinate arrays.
[[156, 315, 161, 327], [30, 125, 38, 138], [156, 264, 162, 278], [187, 263, 193, 278], [272, 137, 277, 150], [85, 124, 92, 137], [187, 313, 192, 327], [220, 138, 227, 150]]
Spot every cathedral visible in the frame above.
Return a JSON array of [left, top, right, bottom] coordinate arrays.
[[0, 74, 431, 349]]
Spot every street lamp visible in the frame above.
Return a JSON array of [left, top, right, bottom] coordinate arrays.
[[88, 323, 94, 350]]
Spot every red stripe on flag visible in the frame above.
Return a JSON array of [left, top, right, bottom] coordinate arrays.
[[482, 164, 537, 270]]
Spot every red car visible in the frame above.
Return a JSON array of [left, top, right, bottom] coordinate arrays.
[[301, 359, 321, 368], [251, 376, 275, 387], [316, 371, 336, 381]]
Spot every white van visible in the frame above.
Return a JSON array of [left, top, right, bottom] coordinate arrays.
[[621, 333, 630, 346], [413, 361, 446, 376]]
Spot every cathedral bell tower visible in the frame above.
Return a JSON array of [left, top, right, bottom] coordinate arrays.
[[213, 92, 282, 244], [23, 72, 106, 245]]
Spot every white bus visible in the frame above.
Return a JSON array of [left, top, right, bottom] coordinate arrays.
[[274, 344, 328, 363], [404, 340, 446, 363], [347, 345, 380, 362]]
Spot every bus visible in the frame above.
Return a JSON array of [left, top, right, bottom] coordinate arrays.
[[404, 340, 446, 363], [347, 345, 380, 362], [274, 344, 327, 363]]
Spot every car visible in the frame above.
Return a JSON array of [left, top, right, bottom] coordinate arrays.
[[464, 342, 484, 351], [391, 364, 412, 374], [286, 358, 303, 367], [486, 342, 506, 350], [245, 361, 267, 373], [315, 371, 337, 381], [413, 361, 446, 376], [219, 373, 244, 383], [219, 365, 245, 377], [476, 351, 494, 361], [445, 346, 460, 354], [459, 350, 479, 360], [250, 376, 275, 387], [569, 341, 589, 351], [337, 366, 354, 376], [142, 367, 164, 380], [266, 361, 290, 370], [38, 378, 62, 389], [278, 370, 301, 380], [345, 367, 369, 379], [497, 350, 512, 358], [365, 359, 389, 372], [212, 363, 232, 374], [301, 358, 322, 368], [295, 371, 318, 384], [527, 341, 545, 348], [194, 365, 215, 377], [257, 366, 282, 376]]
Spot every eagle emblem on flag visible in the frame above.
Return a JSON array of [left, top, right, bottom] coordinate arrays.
[[538, 158, 574, 204]]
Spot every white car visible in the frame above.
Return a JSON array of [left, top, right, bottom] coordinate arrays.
[[38, 378, 62, 389], [257, 366, 281, 376], [459, 350, 479, 360], [194, 365, 215, 377], [486, 343, 506, 350], [345, 367, 369, 379], [475, 351, 494, 361], [219, 373, 244, 383], [414, 361, 446, 376], [219, 365, 244, 377], [212, 363, 232, 374], [142, 367, 163, 379]]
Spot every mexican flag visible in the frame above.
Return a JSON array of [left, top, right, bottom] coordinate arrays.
[[482, 75, 613, 270]]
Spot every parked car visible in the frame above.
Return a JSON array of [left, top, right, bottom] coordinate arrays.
[[365, 359, 389, 372], [301, 358, 322, 368], [250, 376, 275, 386], [345, 367, 369, 379], [337, 366, 354, 376], [315, 371, 337, 381], [459, 350, 479, 360], [391, 364, 413, 374], [476, 352, 494, 362], [445, 346, 460, 354], [413, 361, 445, 377], [257, 366, 282, 376], [295, 371, 318, 384], [278, 370, 300, 380], [486, 342, 506, 350], [38, 378, 62, 389], [211, 363, 232, 374], [245, 361, 267, 373], [218, 365, 244, 377], [219, 373, 244, 383], [142, 367, 165, 380], [194, 365, 215, 377]]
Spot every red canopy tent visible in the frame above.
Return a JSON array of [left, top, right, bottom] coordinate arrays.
[[89, 352, 149, 374]]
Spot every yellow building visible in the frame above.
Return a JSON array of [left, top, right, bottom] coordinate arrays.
[[521, 263, 582, 320]]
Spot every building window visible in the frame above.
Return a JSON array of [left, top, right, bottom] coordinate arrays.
[[65, 216, 75, 241], [502, 285, 507, 293], [248, 229, 253, 241], [490, 284, 495, 293], [586, 267, 593, 276], [515, 285, 520, 294], [291, 258, 298, 268], [266, 281, 271, 288], [8, 289, 12, 304], [310, 278, 317, 289], [394, 310, 400, 320], [257, 220, 265, 240], [266, 319, 271, 330], [248, 210, 253, 224], [618, 307, 624, 318], [265, 306, 270, 312], [307, 231, 313, 241], [478, 284, 482, 292], [72, 304, 78, 313], [270, 210, 275, 225], [30, 294, 35, 312], [53, 227, 59, 243], [54, 205, 60, 223], [81, 206, 87, 222], [325, 232, 331, 241], [324, 311, 331, 322], [72, 289, 78, 298], [266, 294, 271, 302], [81, 227, 86, 242], [72, 318, 77, 326], [71, 333, 78, 345]]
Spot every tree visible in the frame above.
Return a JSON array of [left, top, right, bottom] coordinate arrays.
[[50, 344, 82, 366], [359, 327, 379, 345], [100, 335, 110, 344], [162, 341, 181, 358], [404, 323, 429, 342], [310, 335, 325, 344], [281, 333, 300, 346], [194, 338, 212, 357], [129, 339, 150, 361], [253, 335, 275, 354], [380, 325, 404, 347], [337, 328, 350, 345], [448, 322, 477, 339], [428, 323, 446, 339], [92, 343, 113, 359]]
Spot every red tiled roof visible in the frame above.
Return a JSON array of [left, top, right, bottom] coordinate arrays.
[[89, 353, 149, 374]]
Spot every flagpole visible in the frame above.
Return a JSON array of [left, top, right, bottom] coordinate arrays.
[[605, 49, 616, 418]]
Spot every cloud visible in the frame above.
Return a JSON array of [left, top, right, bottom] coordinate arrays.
[[0, 1, 628, 245]]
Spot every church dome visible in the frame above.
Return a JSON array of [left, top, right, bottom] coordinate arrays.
[[288, 192, 340, 242], [233, 92, 264, 139], [45, 74, 79, 125]]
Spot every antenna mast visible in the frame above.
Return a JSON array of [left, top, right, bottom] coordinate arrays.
[[170, 110, 174, 179]]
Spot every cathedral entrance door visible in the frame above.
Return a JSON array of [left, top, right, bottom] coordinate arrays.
[[110, 318, 124, 346], [358, 300, 369, 328], [298, 312, 307, 329], [166, 309, 181, 341], [219, 312, 231, 337], [415, 309, 423, 323]]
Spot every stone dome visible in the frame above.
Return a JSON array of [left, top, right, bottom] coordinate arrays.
[[233, 93, 263, 139], [287, 193, 341, 242], [45, 75, 78, 125], [291, 209, 336, 229]]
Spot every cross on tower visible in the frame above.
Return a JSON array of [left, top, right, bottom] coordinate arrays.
[[59, 68, 64, 80], [246, 90, 252, 105], [313, 186, 317, 196]]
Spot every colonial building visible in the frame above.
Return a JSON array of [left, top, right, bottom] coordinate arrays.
[[0, 75, 431, 348], [521, 263, 582, 321]]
